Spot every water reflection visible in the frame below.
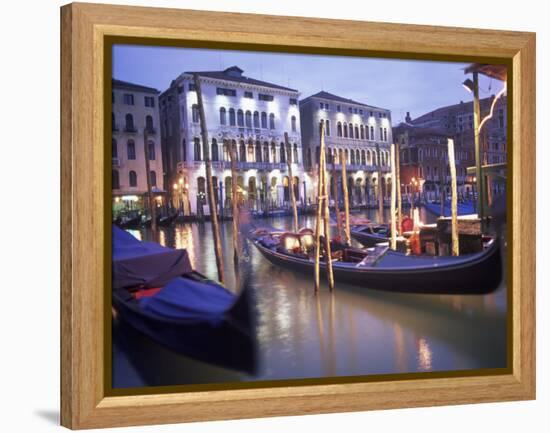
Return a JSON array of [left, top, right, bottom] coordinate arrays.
[[113, 210, 507, 388]]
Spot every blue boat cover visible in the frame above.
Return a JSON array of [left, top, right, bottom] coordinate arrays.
[[112, 226, 193, 289], [139, 276, 235, 323]]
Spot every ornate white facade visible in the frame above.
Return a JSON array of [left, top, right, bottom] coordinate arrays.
[[160, 66, 304, 215], [299, 91, 393, 206]]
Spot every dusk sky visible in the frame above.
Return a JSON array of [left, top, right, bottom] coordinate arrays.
[[113, 44, 502, 125]]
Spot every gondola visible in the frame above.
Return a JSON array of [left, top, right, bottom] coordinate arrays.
[[112, 226, 256, 373], [116, 213, 141, 229], [350, 224, 390, 247], [248, 227, 502, 294], [158, 212, 178, 226]]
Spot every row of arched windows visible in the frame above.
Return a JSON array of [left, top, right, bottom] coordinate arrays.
[[311, 146, 390, 167], [112, 170, 157, 189], [216, 108, 294, 131], [335, 122, 378, 141], [113, 113, 155, 132], [112, 138, 156, 160], [192, 137, 299, 164]]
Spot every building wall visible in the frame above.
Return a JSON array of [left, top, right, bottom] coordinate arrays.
[[299, 95, 393, 206], [112, 85, 164, 203], [161, 72, 304, 214]]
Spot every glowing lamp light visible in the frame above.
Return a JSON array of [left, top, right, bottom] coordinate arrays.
[[173, 183, 178, 190]]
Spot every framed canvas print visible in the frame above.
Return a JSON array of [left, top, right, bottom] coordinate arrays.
[[60, 2, 536, 429]]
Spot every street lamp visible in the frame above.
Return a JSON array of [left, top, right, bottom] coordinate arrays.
[[462, 78, 475, 93]]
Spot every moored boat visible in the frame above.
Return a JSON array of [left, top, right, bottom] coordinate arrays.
[[112, 226, 256, 373], [248, 227, 502, 294]]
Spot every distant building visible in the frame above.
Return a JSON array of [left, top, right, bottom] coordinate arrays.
[[395, 94, 507, 200], [160, 66, 303, 215], [111, 79, 164, 213], [299, 91, 392, 206]]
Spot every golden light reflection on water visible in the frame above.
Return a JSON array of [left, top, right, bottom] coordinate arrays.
[[417, 338, 433, 371], [118, 212, 507, 384]]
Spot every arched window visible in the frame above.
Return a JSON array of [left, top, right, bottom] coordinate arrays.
[[355, 125, 359, 139], [182, 138, 186, 162], [237, 109, 244, 127], [361, 149, 366, 165], [280, 142, 286, 163], [194, 137, 201, 161], [263, 142, 269, 163], [261, 112, 267, 129], [293, 143, 299, 164], [211, 138, 219, 161], [337, 122, 342, 137], [129, 170, 137, 187], [145, 115, 154, 132], [112, 113, 116, 131], [315, 146, 320, 165], [247, 142, 254, 162], [125, 113, 135, 132], [349, 125, 354, 139], [149, 170, 157, 187], [112, 138, 118, 158], [271, 143, 277, 162], [350, 149, 355, 164], [253, 111, 260, 128], [245, 110, 252, 128], [127, 140, 136, 160], [360, 125, 365, 140], [291, 115, 297, 132], [219, 107, 227, 125], [343, 123, 348, 138], [239, 140, 246, 161], [229, 108, 236, 126], [112, 170, 120, 189], [269, 113, 275, 130], [147, 140, 155, 160], [370, 126, 374, 140], [191, 104, 199, 123], [326, 120, 331, 136], [255, 141, 262, 162]]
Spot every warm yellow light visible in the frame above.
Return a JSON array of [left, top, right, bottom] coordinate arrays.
[[185, 183, 189, 189], [115, 197, 120, 203], [173, 183, 178, 190]]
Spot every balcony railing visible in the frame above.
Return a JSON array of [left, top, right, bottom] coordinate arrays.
[[178, 160, 287, 171], [314, 162, 390, 172], [145, 127, 156, 134], [124, 126, 138, 133], [112, 124, 119, 132], [112, 157, 120, 167]]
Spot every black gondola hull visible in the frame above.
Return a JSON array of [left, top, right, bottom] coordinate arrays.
[[251, 240, 502, 295], [350, 230, 388, 247], [112, 280, 257, 374]]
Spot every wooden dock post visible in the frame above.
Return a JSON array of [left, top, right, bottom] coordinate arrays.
[[395, 142, 402, 235], [447, 138, 459, 256], [143, 128, 157, 233], [284, 132, 299, 233], [228, 140, 240, 265], [340, 151, 351, 245], [390, 144, 397, 250], [194, 74, 225, 283], [376, 145, 384, 222]]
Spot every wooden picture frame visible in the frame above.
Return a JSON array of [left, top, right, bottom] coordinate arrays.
[[60, 2, 536, 429]]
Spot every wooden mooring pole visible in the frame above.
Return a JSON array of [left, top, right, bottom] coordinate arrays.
[[447, 138, 459, 256], [390, 144, 397, 250], [229, 140, 240, 265], [395, 142, 402, 235], [341, 151, 351, 245], [284, 132, 299, 233], [194, 74, 225, 283], [143, 128, 157, 233], [314, 122, 334, 292], [331, 158, 343, 240]]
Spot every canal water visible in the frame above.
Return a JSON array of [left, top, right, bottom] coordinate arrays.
[[112, 208, 508, 388]]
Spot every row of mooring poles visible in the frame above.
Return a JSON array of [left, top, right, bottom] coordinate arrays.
[[194, 74, 226, 282], [314, 121, 335, 292]]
